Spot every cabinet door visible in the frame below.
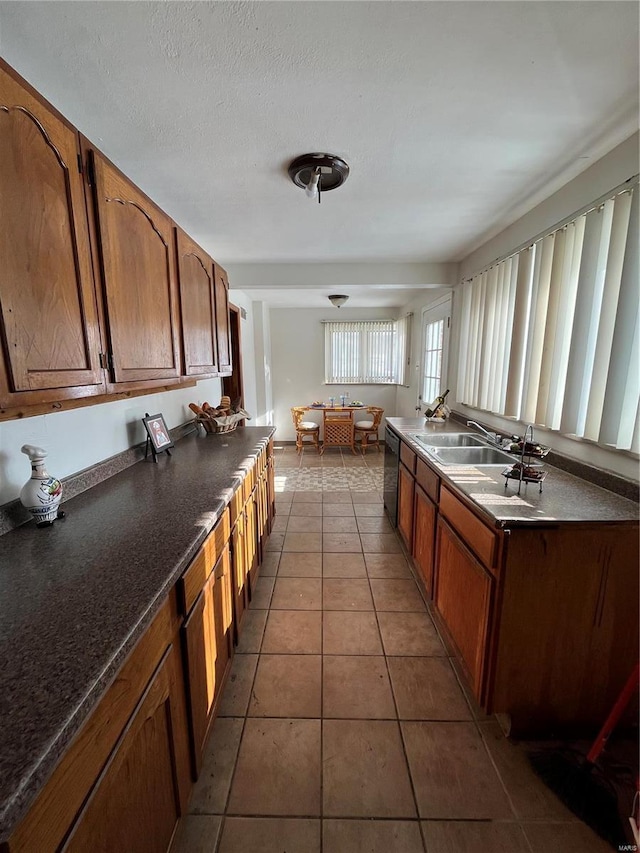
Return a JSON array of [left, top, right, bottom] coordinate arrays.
[[90, 150, 181, 383], [182, 545, 233, 773], [231, 512, 248, 638], [397, 462, 415, 550], [435, 519, 493, 698], [62, 644, 190, 853], [0, 63, 103, 405], [214, 263, 232, 376], [245, 487, 260, 594], [413, 484, 437, 598], [175, 228, 218, 377]]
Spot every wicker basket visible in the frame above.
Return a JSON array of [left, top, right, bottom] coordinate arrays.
[[196, 415, 240, 435]]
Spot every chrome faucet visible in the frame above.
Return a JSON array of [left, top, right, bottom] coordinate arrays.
[[466, 420, 501, 447]]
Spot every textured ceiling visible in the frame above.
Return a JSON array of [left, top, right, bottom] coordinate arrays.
[[0, 1, 638, 278]]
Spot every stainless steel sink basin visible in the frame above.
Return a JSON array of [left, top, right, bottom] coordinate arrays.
[[412, 432, 486, 448], [426, 446, 514, 466]]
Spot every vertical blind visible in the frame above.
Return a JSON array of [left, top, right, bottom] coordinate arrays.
[[324, 318, 411, 385], [457, 183, 639, 452]]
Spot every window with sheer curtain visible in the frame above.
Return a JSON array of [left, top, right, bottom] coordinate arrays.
[[324, 318, 411, 385], [457, 182, 639, 452]]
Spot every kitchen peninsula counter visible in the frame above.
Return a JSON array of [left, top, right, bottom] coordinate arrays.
[[387, 418, 638, 525], [0, 426, 275, 840]]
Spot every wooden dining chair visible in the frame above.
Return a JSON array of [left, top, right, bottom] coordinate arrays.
[[354, 406, 384, 453], [291, 407, 321, 453]]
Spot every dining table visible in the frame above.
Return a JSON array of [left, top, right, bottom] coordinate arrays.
[[302, 404, 369, 453]]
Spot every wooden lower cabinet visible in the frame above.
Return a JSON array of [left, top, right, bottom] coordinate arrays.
[[182, 545, 234, 774], [434, 518, 493, 698], [231, 511, 249, 637], [413, 484, 437, 597], [397, 462, 415, 550], [62, 644, 189, 853]]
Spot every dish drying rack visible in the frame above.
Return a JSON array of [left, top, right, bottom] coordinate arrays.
[[502, 425, 547, 494]]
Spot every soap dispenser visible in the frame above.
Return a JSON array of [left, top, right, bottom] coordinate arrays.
[[20, 445, 64, 527]]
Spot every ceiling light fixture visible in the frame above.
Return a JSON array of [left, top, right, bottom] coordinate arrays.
[[288, 153, 349, 204], [328, 294, 349, 308]]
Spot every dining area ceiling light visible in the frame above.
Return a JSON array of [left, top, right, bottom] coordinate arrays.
[[288, 153, 349, 204], [328, 294, 349, 308]]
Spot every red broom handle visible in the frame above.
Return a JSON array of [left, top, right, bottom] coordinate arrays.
[[586, 663, 640, 765]]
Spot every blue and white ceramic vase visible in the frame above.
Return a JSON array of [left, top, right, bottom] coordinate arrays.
[[20, 445, 63, 526]]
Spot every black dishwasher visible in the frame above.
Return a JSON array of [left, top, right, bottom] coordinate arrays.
[[383, 426, 400, 526]]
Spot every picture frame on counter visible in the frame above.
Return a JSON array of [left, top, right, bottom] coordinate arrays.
[[143, 412, 173, 462]]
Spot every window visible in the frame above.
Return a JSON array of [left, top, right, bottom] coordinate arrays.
[[419, 297, 451, 408], [457, 182, 639, 452], [324, 318, 411, 385]]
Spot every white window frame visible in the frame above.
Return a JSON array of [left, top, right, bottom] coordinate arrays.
[[418, 295, 451, 410]]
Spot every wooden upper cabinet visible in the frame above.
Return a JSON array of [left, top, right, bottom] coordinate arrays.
[[175, 229, 218, 377], [88, 148, 181, 384], [0, 62, 104, 406], [213, 263, 232, 376]]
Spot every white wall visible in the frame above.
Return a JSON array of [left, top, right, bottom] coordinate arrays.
[[0, 377, 222, 505], [270, 307, 399, 442], [450, 133, 640, 481], [395, 289, 454, 419]]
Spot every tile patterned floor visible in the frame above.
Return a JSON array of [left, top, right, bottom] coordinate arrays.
[[172, 445, 618, 853]]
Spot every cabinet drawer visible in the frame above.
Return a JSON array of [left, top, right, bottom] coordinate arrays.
[[179, 509, 230, 615], [415, 458, 439, 503], [439, 487, 497, 568], [400, 441, 416, 474]]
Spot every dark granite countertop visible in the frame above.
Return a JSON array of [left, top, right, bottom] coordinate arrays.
[[0, 426, 274, 840], [387, 418, 638, 526]]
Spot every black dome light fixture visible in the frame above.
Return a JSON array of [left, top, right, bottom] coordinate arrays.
[[288, 153, 350, 204]]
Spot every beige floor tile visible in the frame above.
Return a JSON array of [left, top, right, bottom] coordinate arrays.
[[356, 516, 394, 534], [323, 611, 383, 655], [322, 553, 367, 578], [323, 656, 396, 719], [323, 533, 363, 552], [188, 717, 244, 814], [522, 821, 615, 853], [218, 818, 320, 853], [278, 552, 322, 578], [269, 516, 288, 533], [283, 531, 322, 552], [171, 815, 222, 853], [227, 719, 321, 815], [271, 577, 322, 610], [273, 504, 291, 517], [360, 533, 403, 553], [323, 579, 374, 611], [261, 609, 322, 654], [266, 532, 285, 551], [249, 575, 275, 609], [293, 491, 323, 502], [323, 720, 416, 818], [388, 657, 472, 720], [370, 579, 426, 611], [323, 819, 424, 853], [351, 493, 383, 504], [322, 516, 359, 533], [377, 612, 445, 656], [401, 721, 514, 819], [364, 553, 413, 579], [286, 516, 323, 532], [323, 502, 356, 516], [249, 654, 322, 717], [259, 551, 280, 577], [236, 609, 268, 653], [421, 820, 530, 853], [478, 721, 580, 820], [323, 491, 353, 502], [218, 654, 258, 716], [354, 504, 386, 517], [449, 654, 493, 720], [290, 503, 323, 517]]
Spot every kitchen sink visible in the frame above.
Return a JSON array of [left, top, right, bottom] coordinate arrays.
[[425, 445, 515, 466], [412, 432, 486, 448]]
